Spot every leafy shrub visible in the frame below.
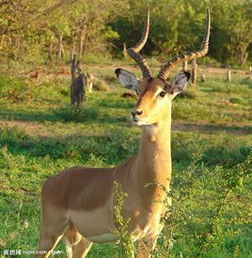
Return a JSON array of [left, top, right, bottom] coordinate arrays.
[[200, 146, 251, 168], [60, 88, 68, 97], [177, 88, 199, 99], [93, 78, 110, 91], [102, 74, 118, 84], [229, 97, 242, 104]]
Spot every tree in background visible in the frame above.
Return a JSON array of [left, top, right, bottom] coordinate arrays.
[[0, 0, 251, 66], [210, 0, 252, 65]]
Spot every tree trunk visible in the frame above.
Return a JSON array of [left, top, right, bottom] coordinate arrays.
[[49, 35, 54, 60], [182, 60, 188, 71], [82, 30, 88, 58], [79, 28, 85, 57], [191, 59, 197, 85], [0, 34, 6, 50], [71, 29, 77, 57], [123, 43, 127, 58], [57, 33, 64, 60], [226, 69, 232, 82]]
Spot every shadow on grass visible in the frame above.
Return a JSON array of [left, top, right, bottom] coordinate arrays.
[[0, 108, 57, 122], [0, 127, 137, 165], [0, 106, 128, 124], [172, 122, 252, 135], [0, 126, 250, 169], [240, 78, 252, 88]]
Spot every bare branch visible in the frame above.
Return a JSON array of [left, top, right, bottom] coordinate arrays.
[[2, 0, 81, 35]]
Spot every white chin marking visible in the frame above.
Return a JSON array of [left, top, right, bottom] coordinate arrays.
[[129, 117, 153, 126], [137, 121, 153, 126]]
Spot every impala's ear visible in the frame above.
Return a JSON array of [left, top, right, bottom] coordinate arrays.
[[115, 68, 140, 93], [170, 72, 191, 94]]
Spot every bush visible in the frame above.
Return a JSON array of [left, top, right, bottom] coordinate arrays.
[[177, 88, 199, 99], [93, 78, 110, 91]]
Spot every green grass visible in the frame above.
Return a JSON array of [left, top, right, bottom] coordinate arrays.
[[0, 67, 251, 257]]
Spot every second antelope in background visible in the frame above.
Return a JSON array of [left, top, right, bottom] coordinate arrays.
[[70, 55, 94, 108], [70, 55, 85, 108]]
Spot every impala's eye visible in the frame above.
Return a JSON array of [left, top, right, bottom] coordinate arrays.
[[159, 91, 166, 97]]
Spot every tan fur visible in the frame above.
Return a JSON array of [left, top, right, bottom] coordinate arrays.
[[85, 72, 94, 93], [36, 78, 173, 258]]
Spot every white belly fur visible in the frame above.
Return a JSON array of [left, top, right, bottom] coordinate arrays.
[[68, 204, 164, 243], [87, 233, 118, 243], [68, 204, 116, 241]]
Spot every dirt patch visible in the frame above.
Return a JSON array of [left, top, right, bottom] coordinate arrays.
[[0, 121, 54, 137]]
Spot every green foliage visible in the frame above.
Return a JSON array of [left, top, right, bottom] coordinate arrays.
[[1, 0, 252, 66], [155, 154, 252, 257], [200, 145, 251, 168], [113, 181, 135, 257], [177, 88, 199, 99], [93, 78, 110, 91]]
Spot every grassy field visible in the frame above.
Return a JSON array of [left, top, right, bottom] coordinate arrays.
[[0, 62, 251, 257]]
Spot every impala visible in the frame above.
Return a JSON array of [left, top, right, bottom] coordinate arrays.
[[36, 9, 210, 258], [85, 72, 94, 94]]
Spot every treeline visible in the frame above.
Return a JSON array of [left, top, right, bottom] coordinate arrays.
[[0, 0, 251, 66]]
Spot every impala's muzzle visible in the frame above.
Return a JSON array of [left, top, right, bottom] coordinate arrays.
[[131, 110, 143, 122]]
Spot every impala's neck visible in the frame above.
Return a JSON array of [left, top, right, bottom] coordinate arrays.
[[135, 105, 172, 206]]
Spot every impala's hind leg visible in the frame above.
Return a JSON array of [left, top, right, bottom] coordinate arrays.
[[36, 207, 68, 258], [65, 225, 93, 258]]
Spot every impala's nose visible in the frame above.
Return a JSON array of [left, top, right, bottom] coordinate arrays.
[[131, 110, 143, 121]]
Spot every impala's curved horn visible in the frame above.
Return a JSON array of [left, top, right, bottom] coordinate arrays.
[[157, 8, 210, 81], [127, 10, 152, 79]]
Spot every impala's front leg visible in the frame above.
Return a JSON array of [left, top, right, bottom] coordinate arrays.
[[137, 236, 158, 258]]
